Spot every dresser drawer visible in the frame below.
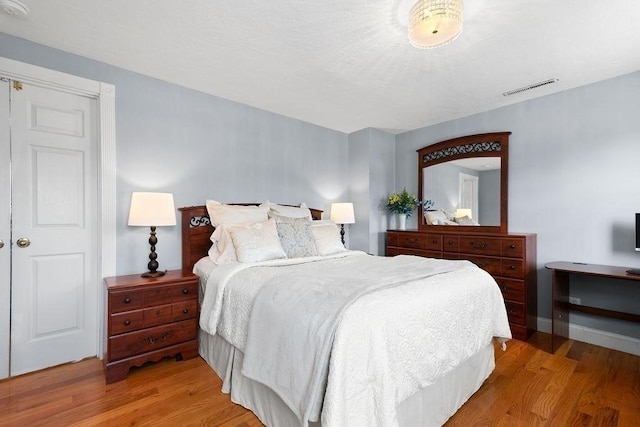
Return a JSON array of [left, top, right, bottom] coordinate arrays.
[[172, 300, 198, 322], [397, 233, 442, 250], [110, 310, 144, 335], [109, 289, 144, 313], [109, 319, 197, 361], [392, 247, 442, 259], [500, 259, 525, 279], [143, 282, 198, 306], [442, 236, 459, 253], [505, 301, 525, 325], [459, 237, 501, 256], [464, 255, 501, 276], [495, 278, 525, 303], [501, 238, 525, 258]]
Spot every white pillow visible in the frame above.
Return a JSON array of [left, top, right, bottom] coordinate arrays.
[[310, 220, 346, 256], [206, 200, 269, 227], [263, 201, 312, 220], [208, 224, 238, 264], [424, 209, 449, 225], [454, 215, 480, 226], [271, 213, 318, 258], [227, 218, 286, 263]]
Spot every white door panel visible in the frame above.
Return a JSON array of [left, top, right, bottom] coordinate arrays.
[[10, 83, 97, 375], [0, 80, 10, 379]]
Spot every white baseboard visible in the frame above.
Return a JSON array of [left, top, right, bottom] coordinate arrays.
[[537, 317, 640, 356]]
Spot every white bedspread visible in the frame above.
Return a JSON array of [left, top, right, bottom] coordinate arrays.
[[198, 253, 511, 427]]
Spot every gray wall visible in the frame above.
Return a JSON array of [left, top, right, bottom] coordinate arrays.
[[395, 70, 640, 338], [0, 33, 350, 275], [478, 169, 500, 225]]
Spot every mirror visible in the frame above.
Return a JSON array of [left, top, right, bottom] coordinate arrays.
[[417, 132, 510, 234]]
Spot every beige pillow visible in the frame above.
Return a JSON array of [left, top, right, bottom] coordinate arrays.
[[208, 224, 238, 264], [424, 209, 449, 225], [263, 201, 312, 220], [227, 218, 286, 263], [271, 213, 317, 258], [310, 220, 346, 256], [206, 200, 269, 227]]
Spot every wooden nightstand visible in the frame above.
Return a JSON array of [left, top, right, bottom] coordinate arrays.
[[104, 270, 199, 384]]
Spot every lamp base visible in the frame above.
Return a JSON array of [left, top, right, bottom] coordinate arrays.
[[141, 270, 166, 278]]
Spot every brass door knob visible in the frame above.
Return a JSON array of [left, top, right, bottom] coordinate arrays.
[[16, 238, 30, 248]]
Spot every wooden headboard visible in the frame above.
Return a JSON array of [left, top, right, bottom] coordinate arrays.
[[179, 204, 323, 270]]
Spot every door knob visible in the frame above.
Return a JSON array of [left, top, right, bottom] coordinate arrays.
[[0, 240, 4, 249], [16, 238, 30, 248]]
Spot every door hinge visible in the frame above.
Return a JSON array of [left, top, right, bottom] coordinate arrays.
[[13, 81, 23, 91]]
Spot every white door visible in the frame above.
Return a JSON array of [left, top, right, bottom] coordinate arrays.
[[459, 172, 479, 219], [9, 81, 98, 375], [0, 80, 10, 378]]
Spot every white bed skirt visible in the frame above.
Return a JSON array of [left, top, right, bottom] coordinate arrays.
[[199, 330, 495, 427]]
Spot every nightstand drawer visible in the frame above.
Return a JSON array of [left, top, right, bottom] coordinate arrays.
[[143, 304, 173, 328], [109, 289, 144, 313], [172, 300, 198, 322], [143, 282, 198, 306], [110, 310, 144, 335], [109, 319, 197, 361]]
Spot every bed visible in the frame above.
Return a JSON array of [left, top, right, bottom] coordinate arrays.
[[179, 203, 511, 427]]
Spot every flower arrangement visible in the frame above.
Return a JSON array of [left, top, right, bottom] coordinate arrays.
[[386, 188, 421, 217]]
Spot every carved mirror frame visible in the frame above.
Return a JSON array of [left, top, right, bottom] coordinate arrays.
[[417, 132, 510, 234]]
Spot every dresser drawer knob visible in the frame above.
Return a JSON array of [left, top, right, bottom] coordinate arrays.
[[146, 332, 170, 344], [432, 239, 438, 244], [182, 289, 189, 295], [448, 240, 454, 245], [124, 319, 131, 326], [501, 285, 509, 292], [124, 297, 132, 304], [509, 265, 516, 270], [471, 242, 487, 249], [183, 308, 189, 314], [510, 244, 517, 249]]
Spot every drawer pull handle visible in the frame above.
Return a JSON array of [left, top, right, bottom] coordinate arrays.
[[432, 239, 438, 244], [124, 297, 132, 304], [183, 308, 189, 314], [510, 244, 517, 249], [501, 286, 509, 292], [448, 240, 455, 245], [182, 289, 189, 295], [146, 332, 170, 344], [471, 242, 487, 249], [509, 265, 516, 270], [508, 308, 516, 314], [480, 262, 488, 268], [124, 319, 131, 326]]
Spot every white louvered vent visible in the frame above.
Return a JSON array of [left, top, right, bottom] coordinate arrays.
[[503, 78, 559, 97]]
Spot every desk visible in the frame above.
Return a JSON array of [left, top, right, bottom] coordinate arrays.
[[545, 261, 640, 353]]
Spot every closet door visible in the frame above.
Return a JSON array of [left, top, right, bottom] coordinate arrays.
[[10, 82, 98, 376], [0, 80, 9, 379]]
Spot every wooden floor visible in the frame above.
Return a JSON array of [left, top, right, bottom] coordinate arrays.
[[0, 333, 638, 426]]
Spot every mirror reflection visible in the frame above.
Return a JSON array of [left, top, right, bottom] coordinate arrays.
[[422, 157, 501, 226]]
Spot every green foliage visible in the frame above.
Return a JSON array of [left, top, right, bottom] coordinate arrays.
[[386, 188, 420, 217]]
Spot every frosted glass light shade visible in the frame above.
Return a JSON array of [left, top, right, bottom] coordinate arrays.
[[128, 192, 176, 226], [409, 0, 463, 49], [455, 208, 472, 219], [330, 203, 355, 224]]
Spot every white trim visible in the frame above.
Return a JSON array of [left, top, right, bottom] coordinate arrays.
[[537, 317, 640, 356], [0, 56, 116, 361]]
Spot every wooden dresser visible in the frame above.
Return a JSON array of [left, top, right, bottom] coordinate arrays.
[[387, 230, 537, 341], [104, 270, 199, 384]]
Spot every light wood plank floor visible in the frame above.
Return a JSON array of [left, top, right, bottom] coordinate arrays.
[[0, 333, 638, 426]]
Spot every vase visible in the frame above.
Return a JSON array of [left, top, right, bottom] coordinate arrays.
[[397, 213, 406, 230]]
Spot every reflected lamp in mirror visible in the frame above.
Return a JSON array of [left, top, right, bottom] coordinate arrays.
[[455, 208, 472, 219], [128, 192, 176, 278], [330, 202, 355, 245]]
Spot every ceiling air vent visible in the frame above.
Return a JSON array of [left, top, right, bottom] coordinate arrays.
[[502, 78, 558, 97]]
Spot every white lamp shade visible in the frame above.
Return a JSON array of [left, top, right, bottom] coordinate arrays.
[[330, 202, 355, 224], [128, 192, 176, 226], [455, 208, 472, 219], [408, 0, 463, 49]]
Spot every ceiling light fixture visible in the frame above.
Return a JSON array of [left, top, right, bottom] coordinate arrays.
[[0, 0, 29, 17], [408, 0, 463, 49]]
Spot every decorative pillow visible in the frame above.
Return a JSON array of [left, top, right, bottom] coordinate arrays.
[[206, 200, 269, 227], [270, 213, 317, 258], [454, 215, 479, 226], [263, 201, 312, 220], [227, 218, 286, 263], [424, 209, 449, 225], [310, 220, 346, 256], [208, 224, 238, 264]]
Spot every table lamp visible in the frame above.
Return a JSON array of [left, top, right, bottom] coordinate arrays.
[[330, 202, 355, 245], [128, 192, 176, 277]]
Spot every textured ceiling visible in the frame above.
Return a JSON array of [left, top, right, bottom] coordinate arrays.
[[1, 0, 639, 134]]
